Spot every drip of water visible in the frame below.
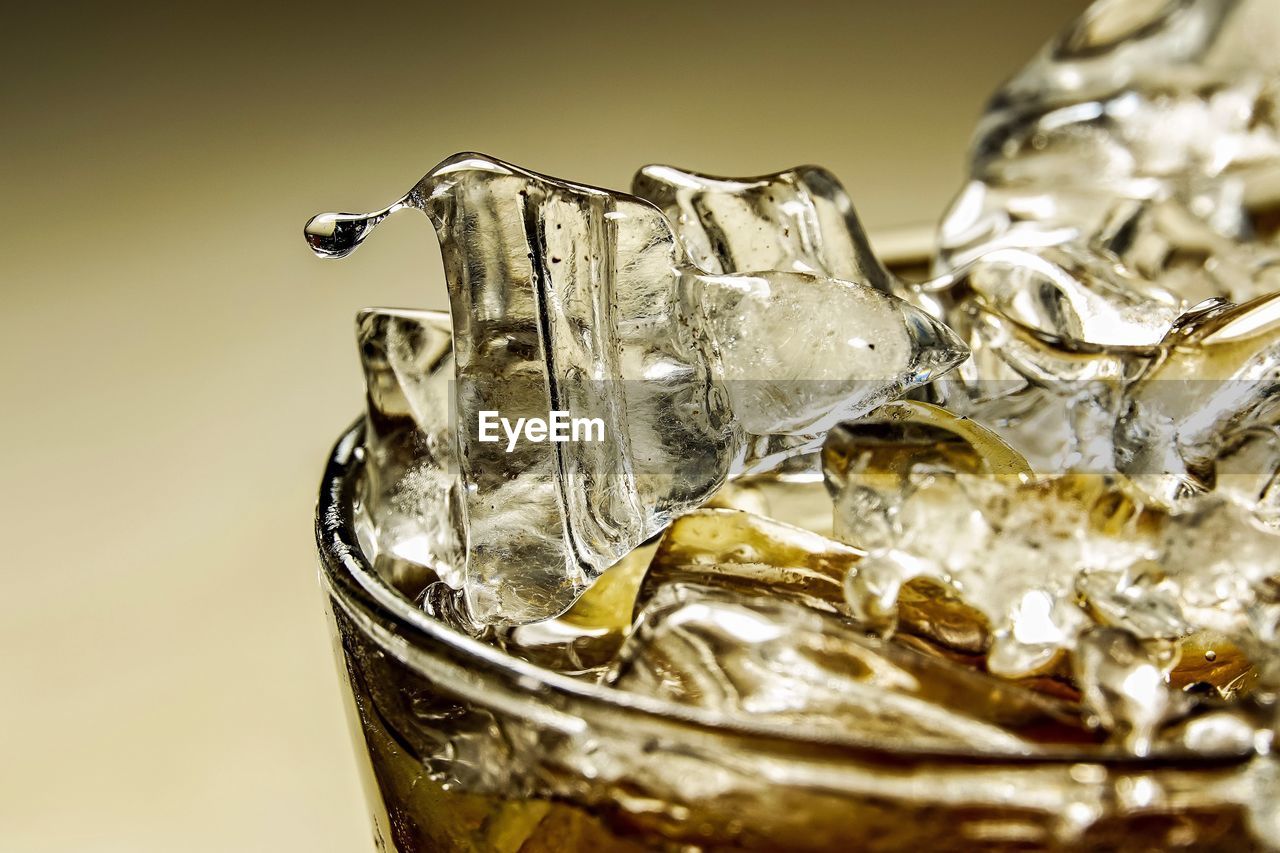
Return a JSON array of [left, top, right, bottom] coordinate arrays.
[[304, 200, 406, 259]]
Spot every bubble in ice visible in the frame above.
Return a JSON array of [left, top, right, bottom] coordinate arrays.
[[308, 152, 966, 625]]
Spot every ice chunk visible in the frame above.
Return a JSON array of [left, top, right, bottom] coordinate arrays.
[[354, 308, 463, 592], [1215, 427, 1280, 527], [640, 507, 994, 661], [634, 162, 955, 471], [963, 244, 1184, 348], [822, 400, 1031, 552], [919, 247, 1173, 474], [608, 583, 1088, 750], [929, 0, 1280, 470], [632, 163, 894, 291], [634, 508, 860, 618], [1116, 292, 1280, 509], [725, 473, 837, 536], [1073, 627, 1190, 756], [1166, 707, 1267, 755], [1092, 197, 1280, 306], [307, 153, 966, 625], [940, 0, 1280, 269], [1157, 496, 1280, 650], [497, 542, 657, 676], [831, 471, 1160, 676], [632, 164, 1071, 464], [829, 451, 1280, 695], [684, 271, 965, 438]]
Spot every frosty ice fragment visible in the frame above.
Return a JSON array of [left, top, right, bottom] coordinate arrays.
[[831, 471, 1158, 676], [497, 542, 657, 675], [308, 153, 966, 625], [633, 162, 935, 469], [822, 400, 1031, 555], [828, 458, 1280, 701]]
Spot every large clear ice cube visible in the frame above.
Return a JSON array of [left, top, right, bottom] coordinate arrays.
[[309, 153, 966, 625]]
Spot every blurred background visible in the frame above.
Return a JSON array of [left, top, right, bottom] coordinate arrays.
[[1, 1, 1088, 849]]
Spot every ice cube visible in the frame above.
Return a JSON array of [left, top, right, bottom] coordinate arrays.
[[963, 244, 1185, 348], [928, 0, 1280, 476], [822, 400, 1031, 554], [634, 162, 946, 471], [684, 270, 965, 438], [831, 471, 1161, 676], [308, 153, 966, 625], [1115, 291, 1280, 508], [608, 583, 1088, 750], [1156, 495, 1280, 650], [640, 506, 994, 661], [1072, 627, 1191, 756], [497, 542, 657, 676], [917, 248, 1172, 474], [940, 0, 1280, 271], [354, 308, 463, 592], [1092, 197, 1280, 306], [634, 508, 860, 618], [632, 163, 894, 291], [829, 444, 1280, 703], [1214, 427, 1280, 527]]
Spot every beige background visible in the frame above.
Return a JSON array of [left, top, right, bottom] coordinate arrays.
[[1, 2, 1087, 849]]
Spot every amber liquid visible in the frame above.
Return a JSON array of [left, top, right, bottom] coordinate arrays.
[[330, 601, 1263, 853]]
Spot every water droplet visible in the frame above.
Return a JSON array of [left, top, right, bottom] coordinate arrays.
[[303, 200, 405, 259]]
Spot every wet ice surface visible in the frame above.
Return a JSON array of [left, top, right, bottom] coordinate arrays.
[[312, 154, 964, 625], [940, 0, 1280, 275], [353, 308, 462, 592], [1116, 292, 1280, 510], [315, 0, 1280, 771], [608, 583, 1087, 752], [926, 0, 1280, 480], [632, 163, 896, 292]]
